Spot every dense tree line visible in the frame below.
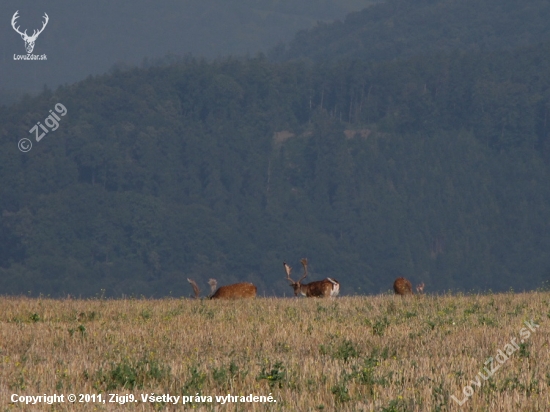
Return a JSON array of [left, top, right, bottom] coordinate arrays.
[[272, 0, 550, 63], [2, 39, 550, 297]]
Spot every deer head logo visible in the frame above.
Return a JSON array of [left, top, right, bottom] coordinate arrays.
[[11, 11, 49, 54]]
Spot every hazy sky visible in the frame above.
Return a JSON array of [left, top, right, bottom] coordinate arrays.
[[1, 0, 371, 94]]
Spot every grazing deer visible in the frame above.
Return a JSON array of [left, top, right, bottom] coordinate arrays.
[[11, 11, 49, 54], [210, 281, 257, 300], [393, 277, 413, 295], [393, 277, 425, 296], [187, 278, 257, 299], [284, 258, 340, 298]]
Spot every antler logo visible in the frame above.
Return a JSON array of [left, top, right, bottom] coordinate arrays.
[[11, 11, 49, 54]]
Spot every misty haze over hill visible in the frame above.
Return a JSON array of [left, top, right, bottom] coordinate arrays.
[[0, 0, 372, 99]]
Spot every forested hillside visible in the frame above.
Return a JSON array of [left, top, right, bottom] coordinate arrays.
[[2, 34, 550, 296], [273, 0, 550, 62]]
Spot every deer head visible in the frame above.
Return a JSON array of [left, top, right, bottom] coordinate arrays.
[[284, 258, 309, 296], [416, 282, 425, 294], [208, 278, 218, 297], [12, 11, 49, 54]]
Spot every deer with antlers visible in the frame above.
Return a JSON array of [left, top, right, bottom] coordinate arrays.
[[393, 277, 425, 296], [284, 258, 339, 298], [11, 11, 49, 54], [187, 278, 256, 299]]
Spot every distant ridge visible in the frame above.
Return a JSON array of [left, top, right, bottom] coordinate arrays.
[[273, 0, 550, 62], [0, 0, 372, 95]]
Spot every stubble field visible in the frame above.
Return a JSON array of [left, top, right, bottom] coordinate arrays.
[[0, 292, 549, 411]]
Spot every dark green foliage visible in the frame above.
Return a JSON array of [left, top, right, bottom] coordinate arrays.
[[183, 366, 207, 393], [333, 340, 359, 362], [518, 342, 530, 359], [373, 317, 390, 336], [78, 311, 98, 321], [380, 398, 410, 412], [3, 22, 550, 296], [211, 361, 242, 389], [350, 350, 391, 388], [257, 361, 286, 388], [29, 313, 40, 323], [432, 381, 450, 411], [94, 357, 170, 390], [212, 367, 227, 386], [191, 304, 215, 319], [331, 378, 351, 403], [277, 0, 550, 63]]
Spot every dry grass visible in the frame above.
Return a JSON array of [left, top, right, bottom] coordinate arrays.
[[0, 292, 549, 411]]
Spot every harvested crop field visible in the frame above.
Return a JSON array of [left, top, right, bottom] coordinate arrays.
[[0, 292, 548, 411]]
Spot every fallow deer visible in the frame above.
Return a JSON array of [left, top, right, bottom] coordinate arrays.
[[393, 277, 412, 295], [208, 278, 257, 299], [284, 258, 339, 298], [393, 277, 424, 296], [187, 278, 257, 299]]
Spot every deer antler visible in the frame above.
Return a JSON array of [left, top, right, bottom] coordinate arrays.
[[11, 11, 26, 37], [299, 258, 308, 283], [208, 278, 218, 295], [30, 13, 49, 40], [187, 278, 200, 299], [11, 11, 49, 40], [283, 262, 294, 284]]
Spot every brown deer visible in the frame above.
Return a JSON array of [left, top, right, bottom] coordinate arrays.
[[187, 278, 257, 299], [393, 277, 425, 296], [284, 258, 340, 298], [393, 277, 412, 295], [209, 282, 257, 299]]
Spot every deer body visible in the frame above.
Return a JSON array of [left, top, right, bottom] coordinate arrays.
[[284, 259, 339, 298], [295, 278, 340, 297], [393, 277, 425, 296], [393, 277, 413, 295], [210, 282, 257, 299], [187, 278, 256, 299]]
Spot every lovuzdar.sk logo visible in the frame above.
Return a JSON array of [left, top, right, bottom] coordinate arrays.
[[11, 10, 49, 61]]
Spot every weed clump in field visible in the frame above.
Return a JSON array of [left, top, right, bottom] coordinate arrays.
[[93, 356, 170, 390]]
